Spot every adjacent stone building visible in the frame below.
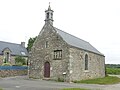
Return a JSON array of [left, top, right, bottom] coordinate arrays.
[[0, 41, 28, 65], [29, 5, 105, 82]]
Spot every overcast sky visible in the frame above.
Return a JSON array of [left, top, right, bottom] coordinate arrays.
[[0, 0, 120, 64]]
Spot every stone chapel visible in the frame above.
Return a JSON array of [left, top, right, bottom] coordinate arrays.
[[28, 4, 105, 82]]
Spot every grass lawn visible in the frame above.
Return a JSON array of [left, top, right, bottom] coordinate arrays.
[[61, 88, 90, 90], [106, 68, 120, 75], [74, 76, 120, 85]]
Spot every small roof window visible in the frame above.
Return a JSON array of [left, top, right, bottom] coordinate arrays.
[[21, 52, 26, 55]]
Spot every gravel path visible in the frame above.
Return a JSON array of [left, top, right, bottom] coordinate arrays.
[[0, 75, 120, 90]]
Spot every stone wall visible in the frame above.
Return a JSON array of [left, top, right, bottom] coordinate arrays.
[[29, 23, 70, 81], [69, 47, 105, 81], [0, 55, 3, 65], [0, 70, 28, 77], [0, 55, 16, 65], [29, 23, 105, 82]]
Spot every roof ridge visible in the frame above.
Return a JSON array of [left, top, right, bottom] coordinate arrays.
[[0, 41, 20, 46], [54, 27, 89, 43]]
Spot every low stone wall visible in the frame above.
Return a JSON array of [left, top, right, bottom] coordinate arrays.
[[0, 70, 28, 77], [0, 66, 28, 77]]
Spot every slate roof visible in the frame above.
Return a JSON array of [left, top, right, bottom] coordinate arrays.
[[55, 27, 103, 55], [0, 41, 28, 56]]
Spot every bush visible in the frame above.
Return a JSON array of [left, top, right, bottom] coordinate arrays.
[[58, 77, 64, 82], [15, 56, 26, 66], [15, 62, 23, 66], [2, 63, 12, 66]]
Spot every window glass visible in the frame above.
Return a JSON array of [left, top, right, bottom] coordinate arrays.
[[45, 41, 48, 48], [21, 52, 26, 55], [85, 54, 88, 70], [54, 50, 62, 60], [47, 13, 49, 19]]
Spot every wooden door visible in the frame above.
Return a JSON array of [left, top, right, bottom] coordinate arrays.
[[44, 62, 50, 78]]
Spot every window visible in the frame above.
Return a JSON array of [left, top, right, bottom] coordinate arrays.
[[54, 50, 62, 60], [85, 54, 88, 70], [45, 41, 48, 48], [51, 13, 53, 19], [6, 52, 9, 62], [21, 52, 26, 55], [4, 52, 10, 63], [47, 13, 49, 19]]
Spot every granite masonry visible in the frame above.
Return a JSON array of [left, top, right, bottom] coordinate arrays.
[[28, 5, 105, 82], [0, 69, 27, 77], [0, 41, 28, 65]]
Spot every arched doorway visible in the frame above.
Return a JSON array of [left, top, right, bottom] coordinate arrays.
[[44, 62, 50, 78]]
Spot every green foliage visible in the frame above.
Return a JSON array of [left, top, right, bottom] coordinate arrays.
[[57, 77, 64, 82], [27, 36, 37, 52], [4, 58, 7, 63], [61, 88, 90, 90], [15, 62, 23, 66], [105, 64, 120, 75], [2, 63, 12, 66], [106, 64, 120, 68], [73, 76, 120, 85], [106, 68, 120, 75], [15, 56, 26, 66]]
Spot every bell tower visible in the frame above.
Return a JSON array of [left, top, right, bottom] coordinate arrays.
[[45, 3, 54, 25]]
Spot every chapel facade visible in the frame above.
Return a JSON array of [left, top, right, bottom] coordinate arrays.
[[28, 5, 105, 82]]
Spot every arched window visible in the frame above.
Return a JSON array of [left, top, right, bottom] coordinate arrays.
[[85, 54, 88, 70], [51, 13, 53, 19], [47, 13, 49, 19]]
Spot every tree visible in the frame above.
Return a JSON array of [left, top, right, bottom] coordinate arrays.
[[15, 56, 26, 66], [27, 36, 37, 52]]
